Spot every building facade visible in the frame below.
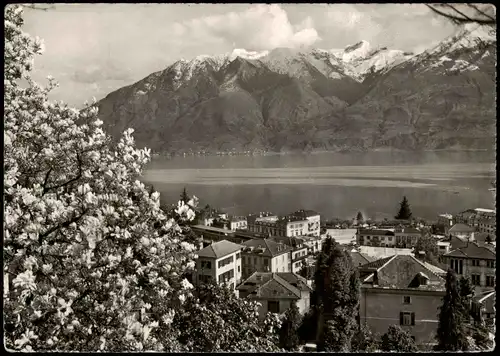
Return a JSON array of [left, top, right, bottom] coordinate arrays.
[[237, 272, 312, 319], [356, 229, 396, 247], [289, 210, 321, 237], [359, 255, 447, 345], [441, 242, 496, 293], [240, 238, 292, 279], [194, 240, 243, 294], [394, 227, 423, 248]]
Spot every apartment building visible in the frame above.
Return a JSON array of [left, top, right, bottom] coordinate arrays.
[[359, 255, 447, 345], [300, 234, 323, 255], [270, 236, 309, 273], [240, 238, 292, 279], [237, 272, 312, 319], [394, 227, 423, 248], [441, 242, 496, 293], [247, 215, 309, 237], [477, 217, 496, 235], [448, 223, 476, 241], [194, 240, 243, 294], [229, 216, 248, 231], [289, 210, 321, 237], [356, 229, 396, 247]]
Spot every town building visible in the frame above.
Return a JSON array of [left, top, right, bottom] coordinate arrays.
[[194, 240, 243, 294], [270, 236, 309, 273], [440, 242, 496, 293], [394, 227, 423, 248], [240, 238, 292, 279], [356, 229, 396, 247], [436, 213, 454, 234], [358, 245, 413, 259], [191, 224, 239, 246], [471, 290, 496, 327], [477, 217, 496, 235], [228, 216, 248, 231], [358, 254, 447, 345], [300, 234, 323, 255], [247, 215, 309, 237], [289, 210, 321, 236], [448, 223, 476, 241], [237, 272, 312, 319]]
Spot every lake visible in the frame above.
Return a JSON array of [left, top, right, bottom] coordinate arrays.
[[142, 151, 496, 221]]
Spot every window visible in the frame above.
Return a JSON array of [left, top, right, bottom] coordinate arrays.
[[268, 301, 279, 313], [486, 276, 495, 287], [471, 274, 481, 286], [263, 258, 269, 266], [388, 236, 393, 241], [254, 257, 257, 265], [400, 312, 415, 326], [472, 259, 480, 267], [487, 260, 495, 268], [236, 253, 241, 259], [238, 266, 240, 273], [218, 256, 234, 268], [201, 261, 212, 269], [403, 296, 411, 304]]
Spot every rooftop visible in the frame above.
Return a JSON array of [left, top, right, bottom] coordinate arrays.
[[443, 242, 496, 260], [359, 255, 446, 291], [448, 223, 476, 233], [237, 272, 311, 299], [394, 227, 422, 234], [350, 251, 376, 267], [241, 238, 292, 257], [197, 239, 243, 259], [474, 208, 496, 214]]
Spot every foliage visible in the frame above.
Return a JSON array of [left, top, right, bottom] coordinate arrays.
[[395, 196, 412, 220], [380, 325, 417, 352], [278, 301, 302, 351], [351, 323, 379, 352], [413, 232, 439, 265], [173, 282, 282, 352], [435, 269, 469, 351], [355, 211, 364, 224], [315, 239, 360, 351], [297, 306, 320, 343], [3, 6, 202, 352], [472, 323, 494, 350]]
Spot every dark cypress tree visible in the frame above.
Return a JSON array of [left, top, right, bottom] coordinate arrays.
[[278, 301, 302, 351], [180, 187, 189, 204], [316, 241, 360, 351], [436, 269, 469, 351], [356, 211, 364, 224], [380, 325, 417, 352], [395, 196, 412, 220]]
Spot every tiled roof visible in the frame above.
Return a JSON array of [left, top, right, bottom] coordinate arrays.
[[237, 272, 311, 299], [358, 229, 395, 236], [350, 251, 375, 267], [197, 239, 243, 259], [241, 238, 292, 257], [269, 236, 305, 249], [359, 255, 395, 270], [449, 223, 476, 233], [443, 242, 496, 260], [359, 255, 446, 291]]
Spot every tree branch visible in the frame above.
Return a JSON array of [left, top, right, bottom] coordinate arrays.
[[427, 4, 496, 25]]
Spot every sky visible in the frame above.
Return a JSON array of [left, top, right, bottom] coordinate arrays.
[[22, 3, 459, 106]]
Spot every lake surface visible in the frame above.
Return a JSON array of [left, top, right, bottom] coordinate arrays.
[[143, 151, 496, 221]]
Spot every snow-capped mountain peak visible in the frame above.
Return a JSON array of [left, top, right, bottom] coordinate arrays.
[[342, 40, 372, 62], [229, 48, 269, 61]]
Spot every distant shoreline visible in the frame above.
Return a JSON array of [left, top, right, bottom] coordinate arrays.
[[151, 148, 494, 159]]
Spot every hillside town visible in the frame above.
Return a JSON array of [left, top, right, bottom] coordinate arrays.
[[185, 193, 496, 350]]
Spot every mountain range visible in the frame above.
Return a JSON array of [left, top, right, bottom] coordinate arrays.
[[97, 23, 496, 154]]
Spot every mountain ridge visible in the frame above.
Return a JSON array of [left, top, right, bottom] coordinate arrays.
[[97, 24, 496, 154]]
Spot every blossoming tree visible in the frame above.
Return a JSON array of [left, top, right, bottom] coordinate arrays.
[[4, 5, 199, 351], [4, 5, 284, 352]]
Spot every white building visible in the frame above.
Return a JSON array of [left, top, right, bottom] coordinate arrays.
[[290, 210, 321, 237], [194, 240, 243, 295]]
